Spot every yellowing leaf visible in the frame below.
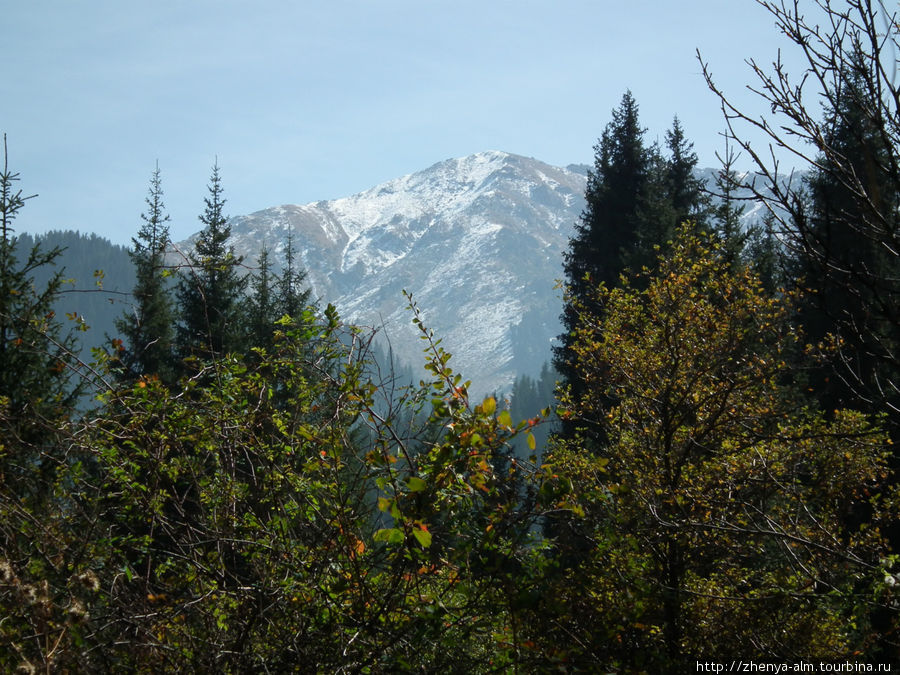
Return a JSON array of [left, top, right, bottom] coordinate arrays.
[[482, 396, 496, 415], [373, 528, 404, 545], [412, 527, 432, 548], [407, 476, 427, 492]]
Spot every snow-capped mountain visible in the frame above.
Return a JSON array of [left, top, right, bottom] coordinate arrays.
[[176, 151, 774, 396], [180, 151, 587, 395]]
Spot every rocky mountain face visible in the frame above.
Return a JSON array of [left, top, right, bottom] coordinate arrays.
[[178, 151, 585, 395], [176, 151, 772, 396]]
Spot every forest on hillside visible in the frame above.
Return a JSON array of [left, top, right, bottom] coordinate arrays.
[[2, 2, 899, 671]]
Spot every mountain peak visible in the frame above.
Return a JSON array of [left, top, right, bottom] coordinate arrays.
[[183, 153, 767, 394], [206, 151, 587, 394]]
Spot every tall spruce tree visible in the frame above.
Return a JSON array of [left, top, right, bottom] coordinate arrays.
[[634, 142, 675, 268], [556, 95, 707, 410], [711, 144, 750, 269], [663, 116, 708, 228], [700, 0, 900, 436], [746, 212, 781, 295], [115, 163, 175, 382], [176, 162, 246, 361], [277, 230, 312, 320], [793, 59, 899, 415], [633, 118, 709, 275], [0, 135, 80, 465], [246, 245, 278, 351], [556, 91, 651, 397]]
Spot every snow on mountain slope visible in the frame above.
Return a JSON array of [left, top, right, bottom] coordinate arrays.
[[180, 152, 772, 396], [203, 151, 586, 395]]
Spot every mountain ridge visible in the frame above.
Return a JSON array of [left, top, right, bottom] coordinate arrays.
[[176, 151, 773, 395], [181, 151, 587, 395]]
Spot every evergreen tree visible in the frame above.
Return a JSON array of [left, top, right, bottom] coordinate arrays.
[[246, 245, 278, 351], [663, 116, 708, 229], [568, 92, 649, 285], [634, 117, 708, 275], [278, 230, 312, 320], [633, 142, 676, 268], [0, 135, 80, 444], [556, 91, 651, 395], [556, 95, 707, 425], [711, 144, 750, 269], [251, 234, 315, 408], [176, 162, 246, 361], [709, 144, 783, 292], [793, 58, 899, 415], [115, 163, 175, 382], [746, 212, 781, 295]]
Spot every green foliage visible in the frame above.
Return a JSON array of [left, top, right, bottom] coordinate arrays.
[[277, 229, 313, 321], [0, 136, 81, 448], [547, 224, 898, 667], [701, 0, 900, 437], [556, 94, 708, 424], [245, 236, 315, 354], [0, 286, 552, 670], [115, 163, 176, 383], [245, 245, 279, 351], [175, 162, 247, 362]]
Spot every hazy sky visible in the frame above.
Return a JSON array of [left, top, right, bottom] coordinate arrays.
[[5, 1, 806, 246]]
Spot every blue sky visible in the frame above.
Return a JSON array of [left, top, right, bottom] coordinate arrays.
[[4, 1, 805, 246]]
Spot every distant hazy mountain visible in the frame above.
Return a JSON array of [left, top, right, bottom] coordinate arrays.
[[12, 231, 135, 376]]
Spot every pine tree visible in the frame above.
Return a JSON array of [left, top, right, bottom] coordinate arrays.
[[176, 162, 246, 361], [115, 163, 175, 382], [254, 233, 314, 407], [663, 116, 708, 229], [793, 59, 899, 415], [556, 91, 651, 395], [633, 142, 676, 270], [568, 92, 648, 285], [0, 135, 80, 466], [633, 117, 708, 275], [711, 144, 749, 269], [278, 230, 312, 320], [556, 95, 707, 419], [246, 245, 278, 351], [746, 212, 781, 295]]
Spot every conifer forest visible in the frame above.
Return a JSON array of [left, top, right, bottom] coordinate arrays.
[[2, 2, 900, 671]]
